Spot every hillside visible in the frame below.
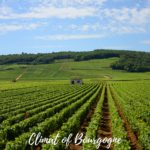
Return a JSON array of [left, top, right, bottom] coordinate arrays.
[[0, 49, 150, 73], [0, 57, 150, 81]]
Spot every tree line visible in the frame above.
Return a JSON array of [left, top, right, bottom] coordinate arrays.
[[111, 52, 150, 72], [0, 49, 149, 72]]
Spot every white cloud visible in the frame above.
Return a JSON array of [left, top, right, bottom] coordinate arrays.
[[105, 24, 146, 34], [69, 23, 101, 32], [101, 8, 150, 25], [36, 34, 105, 40], [24, 6, 97, 19], [141, 40, 150, 45], [0, 0, 107, 20], [0, 23, 45, 33], [0, 6, 97, 19], [67, 7, 150, 34], [0, 0, 150, 35], [65, 22, 146, 34], [36, 0, 107, 7], [56, 6, 150, 34], [0, 1, 150, 25], [0, 6, 13, 19]]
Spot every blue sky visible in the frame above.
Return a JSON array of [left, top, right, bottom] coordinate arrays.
[[0, 0, 150, 54]]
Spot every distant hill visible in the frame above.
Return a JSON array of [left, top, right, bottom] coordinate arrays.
[[0, 49, 150, 72], [0, 57, 150, 81]]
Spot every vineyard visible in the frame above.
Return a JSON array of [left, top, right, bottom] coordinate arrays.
[[0, 81, 149, 150]]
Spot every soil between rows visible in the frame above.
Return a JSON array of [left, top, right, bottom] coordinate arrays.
[[97, 86, 113, 150]]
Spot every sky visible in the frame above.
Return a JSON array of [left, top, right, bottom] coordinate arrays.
[[0, 0, 150, 54]]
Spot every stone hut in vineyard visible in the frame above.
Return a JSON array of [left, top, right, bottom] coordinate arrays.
[[70, 78, 83, 85]]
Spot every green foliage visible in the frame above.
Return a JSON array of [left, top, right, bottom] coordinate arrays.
[[83, 85, 105, 150], [2, 84, 99, 149], [111, 53, 150, 72], [0, 80, 149, 150], [111, 81, 150, 149], [107, 85, 131, 150], [42, 85, 102, 150], [0, 49, 148, 65]]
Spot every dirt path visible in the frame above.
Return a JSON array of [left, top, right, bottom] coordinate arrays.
[[13, 66, 29, 82], [15, 72, 24, 81], [109, 86, 142, 150], [69, 89, 102, 150], [97, 86, 113, 150], [104, 75, 112, 80]]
